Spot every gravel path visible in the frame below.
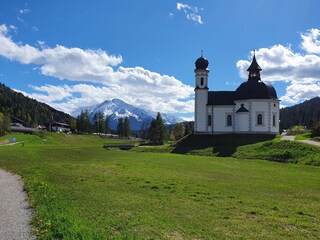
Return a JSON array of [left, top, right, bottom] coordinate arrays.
[[298, 139, 320, 147], [280, 135, 296, 141], [0, 169, 35, 240]]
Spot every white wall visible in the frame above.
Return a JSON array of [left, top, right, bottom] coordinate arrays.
[[236, 113, 249, 132], [194, 89, 208, 133], [211, 106, 234, 133], [251, 101, 269, 132]]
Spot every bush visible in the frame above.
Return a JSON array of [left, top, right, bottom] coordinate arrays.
[[311, 122, 320, 137], [287, 125, 307, 135]]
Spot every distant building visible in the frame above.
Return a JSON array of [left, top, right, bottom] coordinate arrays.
[[194, 52, 279, 134], [47, 122, 71, 133]]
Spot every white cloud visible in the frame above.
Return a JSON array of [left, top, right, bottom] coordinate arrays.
[[0, 24, 194, 115], [176, 3, 203, 24], [19, 9, 30, 14], [236, 29, 320, 105], [301, 28, 320, 54]]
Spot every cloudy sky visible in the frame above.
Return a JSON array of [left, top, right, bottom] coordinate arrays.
[[0, 1, 319, 120]]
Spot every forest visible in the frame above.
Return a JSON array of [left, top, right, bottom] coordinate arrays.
[[0, 83, 73, 127], [280, 97, 320, 130]]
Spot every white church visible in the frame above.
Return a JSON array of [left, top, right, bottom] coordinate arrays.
[[194, 52, 279, 135]]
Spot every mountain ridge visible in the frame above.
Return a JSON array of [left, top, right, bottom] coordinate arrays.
[[71, 98, 183, 131], [280, 97, 320, 129]]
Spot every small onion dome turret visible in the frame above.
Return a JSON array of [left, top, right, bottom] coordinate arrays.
[[195, 55, 209, 70]]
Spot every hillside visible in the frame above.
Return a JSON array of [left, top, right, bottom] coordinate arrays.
[[280, 97, 320, 130], [0, 83, 73, 126]]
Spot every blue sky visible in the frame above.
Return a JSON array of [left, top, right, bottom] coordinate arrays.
[[0, 1, 319, 120]]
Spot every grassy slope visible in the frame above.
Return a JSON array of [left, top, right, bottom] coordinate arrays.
[[234, 139, 320, 166], [0, 133, 319, 239]]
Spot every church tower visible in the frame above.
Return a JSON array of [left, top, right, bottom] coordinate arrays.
[[247, 51, 262, 82], [194, 53, 209, 133]]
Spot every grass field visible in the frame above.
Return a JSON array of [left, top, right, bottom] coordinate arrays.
[[0, 133, 319, 239]]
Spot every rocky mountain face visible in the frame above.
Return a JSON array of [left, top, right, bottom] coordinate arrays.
[[71, 98, 182, 130]]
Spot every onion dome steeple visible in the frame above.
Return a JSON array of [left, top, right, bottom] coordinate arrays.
[[247, 50, 262, 82], [195, 51, 209, 70]]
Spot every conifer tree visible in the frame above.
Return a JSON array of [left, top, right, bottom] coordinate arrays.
[[123, 117, 130, 137], [148, 112, 167, 145], [105, 115, 110, 134], [117, 118, 124, 136]]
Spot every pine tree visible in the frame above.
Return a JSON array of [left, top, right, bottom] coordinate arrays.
[[148, 112, 167, 145], [117, 118, 124, 137], [123, 117, 130, 137], [105, 115, 110, 134], [93, 111, 105, 134]]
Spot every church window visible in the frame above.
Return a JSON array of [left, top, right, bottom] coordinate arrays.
[[208, 115, 212, 126], [272, 114, 276, 126], [227, 114, 232, 126], [200, 77, 204, 86], [257, 114, 263, 125]]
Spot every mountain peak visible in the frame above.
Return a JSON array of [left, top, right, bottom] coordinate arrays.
[[71, 98, 182, 130]]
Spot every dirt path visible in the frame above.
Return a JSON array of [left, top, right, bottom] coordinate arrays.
[[281, 135, 320, 147], [280, 135, 296, 141], [0, 169, 34, 240], [298, 139, 320, 147]]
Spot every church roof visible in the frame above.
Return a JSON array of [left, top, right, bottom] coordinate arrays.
[[195, 56, 209, 70], [247, 53, 262, 72], [234, 81, 278, 100], [236, 104, 249, 113], [207, 91, 235, 105]]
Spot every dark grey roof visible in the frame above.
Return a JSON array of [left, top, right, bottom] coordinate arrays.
[[207, 91, 235, 106], [195, 56, 209, 70], [247, 54, 262, 72], [234, 81, 278, 100], [236, 104, 249, 113]]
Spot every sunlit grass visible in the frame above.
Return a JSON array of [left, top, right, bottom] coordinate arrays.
[[0, 133, 319, 239]]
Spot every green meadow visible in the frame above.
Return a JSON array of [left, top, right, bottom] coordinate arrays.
[[0, 133, 319, 239]]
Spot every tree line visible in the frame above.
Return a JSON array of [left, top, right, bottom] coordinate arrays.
[[280, 97, 320, 130], [76, 110, 193, 143], [76, 110, 131, 137]]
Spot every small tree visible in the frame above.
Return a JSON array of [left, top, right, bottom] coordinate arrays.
[[311, 122, 320, 137], [0, 112, 11, 136], [123, 117, 130, 138], [171, 122, 186, 141], [117, 118, 124, 137], [105, 115, 110, 134], [93, 111, 105, 134], [148, 112, 167, 145]]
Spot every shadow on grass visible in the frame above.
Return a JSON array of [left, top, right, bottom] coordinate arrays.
[[172, 134, 276, 157]]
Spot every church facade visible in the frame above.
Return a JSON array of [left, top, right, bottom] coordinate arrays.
[[194, 53, 279, 135]]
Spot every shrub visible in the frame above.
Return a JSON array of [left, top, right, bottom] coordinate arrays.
[[287, 125, 307, 135], [311, 122, 320, 137]]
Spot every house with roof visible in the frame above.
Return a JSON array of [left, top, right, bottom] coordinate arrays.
[[194, 52, 279, 135]]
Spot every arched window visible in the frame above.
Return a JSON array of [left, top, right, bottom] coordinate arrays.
[[208, 115, 212, 126], [272, 114, 276, 126], [227, 115, 232, 126], [257, 114, 263, 125], [200, 77, 204, 86]]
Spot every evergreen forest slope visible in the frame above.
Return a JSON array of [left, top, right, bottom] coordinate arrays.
[[0, 83, 73, 126], [280, 97, 320, 129]]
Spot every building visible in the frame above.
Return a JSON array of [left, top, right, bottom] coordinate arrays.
[[194, 52, 279, 135], [47, 122, 71, 133]]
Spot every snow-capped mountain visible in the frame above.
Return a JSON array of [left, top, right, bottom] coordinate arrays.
[[70, 99, 182, 130]]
